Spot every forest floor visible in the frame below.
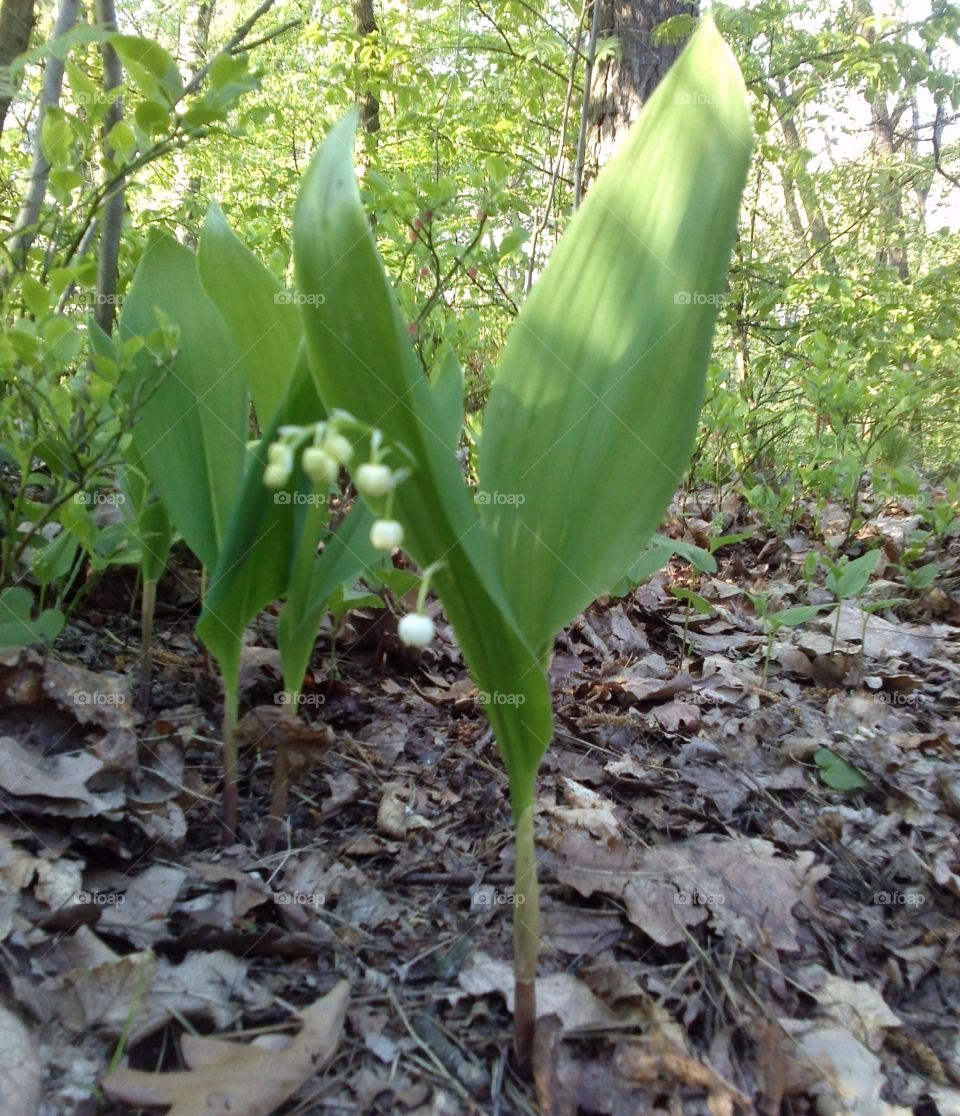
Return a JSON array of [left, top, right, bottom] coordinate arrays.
[[2, 485, 959, 1116]]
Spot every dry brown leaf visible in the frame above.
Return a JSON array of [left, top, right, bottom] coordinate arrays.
[[103, 979, 349, 1116], [0, 1005, 42, 1116], [0, 736, 124, 816], [556, 831, 828, 950], [457, 958, 616, 1032], [615, 1035, 750, 1116]]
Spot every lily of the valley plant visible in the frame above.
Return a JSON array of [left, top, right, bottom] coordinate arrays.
[[292, 20, 752, 1064], [118, 18, 751, 1067]]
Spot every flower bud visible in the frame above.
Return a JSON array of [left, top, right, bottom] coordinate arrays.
[[267, 442, 292, 467], [355, 462, 394, 498], [302, 446, 337, 486], [264, 461, 291, 489], [399, 613, 434, 649], [370, 518, 404, 551], [324, 431, 353, 465]]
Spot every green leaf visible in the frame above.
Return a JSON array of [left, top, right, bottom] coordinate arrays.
[[277, 498, 380, 693], [198, 203, 313, 427], [430, 348, 464, 451], [122, 464, 172, 585], [111, 35, 183, 105], [106, 119, 137, 160], [671, 587, 714, 615], [198, 363, 328, 699], [0, 587, 65, 650], [134, 99, 171, 135], [21, 275, 50, 319], [293, 112, 553, 816], [826, 550, 880, 600], [118, 231, 247, 571], [814, 747, 870, 791], [477, 19, 753, 651], [31, 529, 79, 587], [40, 108, 75, 169], [769, 603, 832, 628]]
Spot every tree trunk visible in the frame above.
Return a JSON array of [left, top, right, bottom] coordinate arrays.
[[352, 0, 379, 138], [93, 0, 124, 335], [579, 0, 697, 195], [774, 82, 837, 272], [3, 0, 81, 279], [179, 1, 216, 242], [0, 0, 36, 135]]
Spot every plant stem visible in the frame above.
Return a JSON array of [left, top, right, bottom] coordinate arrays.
[[137, 578, 156, 714], [264, 691, 295, 851], [222, 685, 239, 844], [513, 800, 538, 1070]]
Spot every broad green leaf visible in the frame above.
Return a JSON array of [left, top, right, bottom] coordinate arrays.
[[118, 232, 247, 572], [671, 587, 714, 615], [198, 204, 315, 426], [0, 587, 65, 650], [826, 550, 880, 599], [134, 100, 171, 135], [31, 529, 79, 587], [293, 112, 553, 815], [814, 747, 870, 791], [430, 349, 465, 452], [612, 543, 675, 595], [111, 35, 183, 105], [277, 499, 380, 693], [122, 464, 173, 585], [107, 119, 137, 160], [40, 108, 75, 169], [197, 358, 323, 698], [478, 18, 753, 652], [21, 275, 50, 319], [769, 603, 832, 628]]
